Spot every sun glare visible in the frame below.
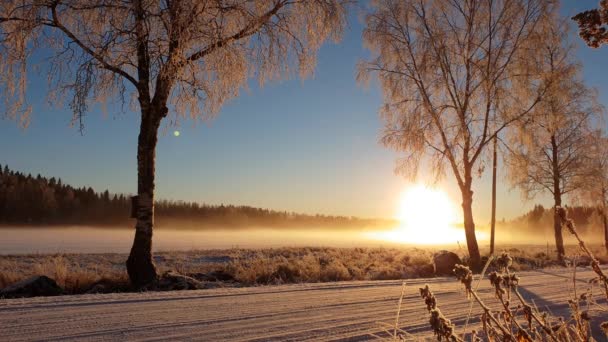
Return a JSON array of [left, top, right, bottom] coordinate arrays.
[[399, 185, 456, 228], [368, 185, 471, 245]]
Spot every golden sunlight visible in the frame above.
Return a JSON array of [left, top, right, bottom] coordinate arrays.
[[367, 185, 471, 245], [397, 185, 457, 230]]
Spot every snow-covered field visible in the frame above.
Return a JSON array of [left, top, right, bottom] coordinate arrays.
[[1, 268, 606, 341]]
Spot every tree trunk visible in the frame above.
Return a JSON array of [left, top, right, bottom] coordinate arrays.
[[603, 191, 608, 254], [490, 136, 497, 255], [126, 109, 163, 288], [551, 135, 565, 261], [552, 195, 565, 261], [603, 209, 608, 255], [461, 176, 481, 270]]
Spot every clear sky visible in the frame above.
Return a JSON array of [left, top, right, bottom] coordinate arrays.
[[0, 2, 606, 226]]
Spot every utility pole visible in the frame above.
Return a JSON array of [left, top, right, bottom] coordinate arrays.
[[490, 136, 497, 255]]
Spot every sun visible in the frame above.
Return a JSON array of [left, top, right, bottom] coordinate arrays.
[[398, 185, 456, 231], [367, 185, 467, 245]]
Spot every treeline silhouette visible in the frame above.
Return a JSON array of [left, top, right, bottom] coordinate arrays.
[[509, 204, 602, 235], [0, 164, 387, 228]]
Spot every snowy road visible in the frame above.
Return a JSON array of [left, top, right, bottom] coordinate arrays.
[[1, 268, 606, 341]]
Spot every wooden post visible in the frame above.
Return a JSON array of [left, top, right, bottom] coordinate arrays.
[[490, 136, 497, 255]]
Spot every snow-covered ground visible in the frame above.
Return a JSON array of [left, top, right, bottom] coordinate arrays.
[[1, 268, 606, 341]]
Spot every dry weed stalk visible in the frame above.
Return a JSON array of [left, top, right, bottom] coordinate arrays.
[[454, 264, 522, 341], [558, 206, 608, 340], [408, 207, 608, 342], [409, 208, 608, 340], [419, 250, 603, 341], [394, 282, 407, 340], [419, 284, 464, 342], [557, 206, 608, 299], [373, 282, 415, 341]]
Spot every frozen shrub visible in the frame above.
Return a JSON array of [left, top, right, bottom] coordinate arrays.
[[320, 260, 351, 282], [273, 263, 301, 283]]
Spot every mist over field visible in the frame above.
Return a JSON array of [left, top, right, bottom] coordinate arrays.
[[2, 220, 606, 255], [0, 226, 395, 254]]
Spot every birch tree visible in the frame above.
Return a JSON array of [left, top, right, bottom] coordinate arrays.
[[505, 21, 604, 260], [358, 0, 553, 268], [583, 134, 608, 253], [0, 0, 348, 287]]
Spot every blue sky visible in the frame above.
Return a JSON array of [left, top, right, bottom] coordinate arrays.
[[1, 2, 606, 225]]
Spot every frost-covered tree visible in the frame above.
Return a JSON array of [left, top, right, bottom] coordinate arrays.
[[358, 0, 554, 268], [572, 0, 608, 48], [584, 134, 608, 253], [505, 20, 604, 260], [0, 0, 348, 287]]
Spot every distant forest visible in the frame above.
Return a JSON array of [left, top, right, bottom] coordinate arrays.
[[508, 204, 604, 236], [0, 164, 390, 228]]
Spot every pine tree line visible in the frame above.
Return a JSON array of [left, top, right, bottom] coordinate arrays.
[[0, 164, 383, 228], [511, 204, 603, 235]]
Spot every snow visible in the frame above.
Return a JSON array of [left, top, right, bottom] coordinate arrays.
[[1, 268, 606, 341]]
